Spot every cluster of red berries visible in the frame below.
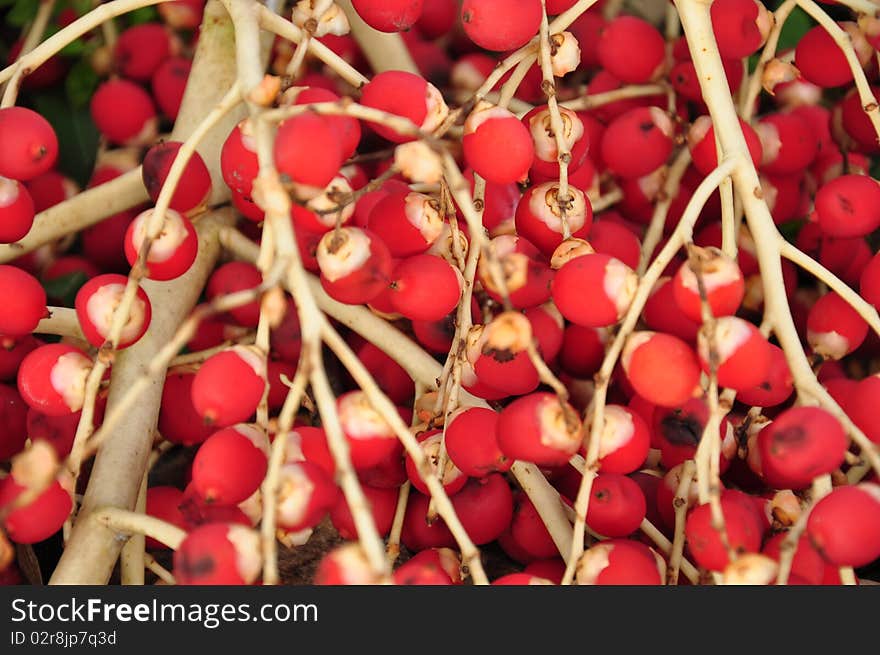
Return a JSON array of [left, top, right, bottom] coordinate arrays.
[[3, 0, 880, 587]]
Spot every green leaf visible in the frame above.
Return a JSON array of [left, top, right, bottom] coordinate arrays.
[[126, 6, 158, 26], [65, 58, 99, 109], [6, 0, 38, 27], [31, 90, 99, 188], [69, 0, 93, 15], [777, 6, 813, 53], [0, 0, 20, 8], [778, 219, 805, 243], [42, 270, 89, 307]]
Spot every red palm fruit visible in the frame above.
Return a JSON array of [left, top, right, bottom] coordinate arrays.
[[314, 543, 385, 585], [274, 460, 339, 532], [523, 558, 566, 584], [656, 463, 702, 532], [191, 346, 266, 427], [25, 171, 77, 213], [762, 533, 825, 585], [124, 208, 198, 281], [0, 177, 35, 243], [526, 303, 564, 362], [142, 141, 211, 214], [589, 219, 641, 270], [710, 0, 772, 59], [463, 102, 535, 185], [559, 324, 607, 379], [0, 265, 46, 336], [497, 392, 583, 466], [861, 251, 880, 309], [206, 262, 262, 327], [17, 344, 91, 416], [644, 277, 701, 343], [652, 398, 735, 471], [360, 71, 448, 143], [354, 341, 413, 406], [114, 22, 171, 81], [0, 476, 72, 544], [351, 0, 424, 32], [317, 227, 392, 306], [756, 407, 848, 489], [671, 246, 745, 323], [839, 87, 880, 154], [756, 112, 818, 175], [367, 191, 444, 257], [389, 254, 461, 321], [0, 107, 58, 181], [0, 384, 27, 460], [445, 406, 511, 478], [685, 493, 763, 571], [585, 473, 647, 538], [177, 482, 252, 530], [499, 493, 558, 563], [461, 167, 521, 234], [337, 391, 400, 471], [587, 404, 651, 475], [220, 120, 259, 196], [597, 16, 666, 84], [622, 332, 702, 408], [75, 274, 152, 349], [688, 115, 762, 175], [761, 172, 807, 225], [274, 114, 343, 190], [698, 316, 772, 391], [467, 316, 539, 397], [478, 235, 554, 310], [816, 236, 873, 289], [806, 292, 869, 360], [293, 426, 334, 478], [461, 0, 542, 51], [330, 484, 398, 540], [174, 524, 262, 585], [144, 486, 188, 549], [737, 344, 794, 407], [451, 473, 514, 545], [90, 79, 157, 146], [405, 429, 467, 496], [601, 107, 674, 179], [515, 182, 592, 257], [552, 253, 637, 328], [290, 87, 361, 158], [159, 368, 215, 446], [152, 56, 191, 120], [402, 490, 456, 551], [414, 0, 456, 37], [576, 539, 665, 585], [795, 22, 872, 88], [523, 105, 589, 178], [814, 174, 880, 238], [291, 175, 356, 235], [393, 548, 461, 585], [806, 484, 880, 567], [844, 374, 880, 443], [191, 424, 269, 504]]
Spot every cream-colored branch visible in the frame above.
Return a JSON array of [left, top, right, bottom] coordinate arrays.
[[91, 507, 186, 551], [1, 0, 56, 108], [0, 170, 148, 264], [49, 211, 232, 585], [35, 308, 84, 340]]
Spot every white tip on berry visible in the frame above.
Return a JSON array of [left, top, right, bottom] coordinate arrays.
[[603, 258, 638, 319], [338, 391, 394, 440], [551, 32, 581, 77], [49, 352, 92, 413], [395, 141, 443, 185], [404, 192, 444, 245], [131, 208, 189, 263], [317, 227, 372, 282], [85, 282, 148, 344], [226, 525, 262, 584]]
